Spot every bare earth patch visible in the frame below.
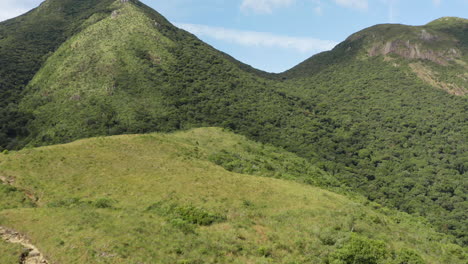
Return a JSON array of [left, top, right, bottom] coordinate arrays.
[[409, 62, 467, 96]]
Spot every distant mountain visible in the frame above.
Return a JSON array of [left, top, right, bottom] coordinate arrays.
[[0, 0, 466, 246], [282, 17, 468, 96], [0, 128, 465, 263]]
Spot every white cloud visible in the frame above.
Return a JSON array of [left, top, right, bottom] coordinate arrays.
[[176, 23, 338, 53], [432, 0, 441, 6], [333, 0, 368, 10], [314, 5, 323, 15], [241, 0, 295, 14], [312, 0, 323, 15], [239, 0, 368, 14]]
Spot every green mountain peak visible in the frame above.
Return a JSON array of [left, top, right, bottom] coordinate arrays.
[[282, 18, 468, 95], [427, 16, 468, 26]]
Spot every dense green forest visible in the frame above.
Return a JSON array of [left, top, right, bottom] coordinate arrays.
[[0, 0, 467, 250]]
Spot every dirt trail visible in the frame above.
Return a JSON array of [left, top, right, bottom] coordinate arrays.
[[0, 226, 49, 264]]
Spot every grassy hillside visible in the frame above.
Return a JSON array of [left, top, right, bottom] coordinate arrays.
[[0, 128, 466, 263], [0, 0, 272, 151], [0, 241, 22, 264]]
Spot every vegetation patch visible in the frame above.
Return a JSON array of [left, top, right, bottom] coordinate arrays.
[[0, 184, 35, 210], [325, 234, 428, 264], [147, 199, 226, 230], [0, 239, 23, 264], [47, 197, 117, 209]]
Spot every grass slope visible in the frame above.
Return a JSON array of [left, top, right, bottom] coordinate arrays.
[[0, 128, 465, 263], [0, 240, 23, 264]]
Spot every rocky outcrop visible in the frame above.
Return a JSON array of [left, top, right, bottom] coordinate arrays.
[[419, 29, 438, 41], [0, 175, 15, 185], [0, 226, 49, 264], [111, 10, 120, 18], [368, 39, 460, 65]]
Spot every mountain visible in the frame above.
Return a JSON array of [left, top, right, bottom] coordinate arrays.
[[0, 0, 270, 149], [0, 128, 466, 263], [0, 0, 466, 247], [281, 17, 468, 96]]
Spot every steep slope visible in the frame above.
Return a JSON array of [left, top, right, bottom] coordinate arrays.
[[0, 0, 271, 151], [0, 0, 118, 150], [0, 128, 466, 263], [275, 36, 468, 246], [19, 0, 290, 145]]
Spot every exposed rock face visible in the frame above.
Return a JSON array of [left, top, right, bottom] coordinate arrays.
[[368, 40, 460, 65], [111, 10, 120, 18], [419, 29, 438, 41], [0, 226, 49, 264]]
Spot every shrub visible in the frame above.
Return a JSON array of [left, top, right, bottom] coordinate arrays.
[[147, 200, 226, 226], [327, 234, 389, 264], [93, 198, 115, 209], [172, 204, 225, 226], [393, 249, 425, 264], [170, 218, 196, 234]]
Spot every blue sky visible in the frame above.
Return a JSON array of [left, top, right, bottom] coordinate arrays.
[[1, 0, 467, 72]]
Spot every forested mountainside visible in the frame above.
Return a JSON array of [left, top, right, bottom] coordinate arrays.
[[0, 0, 466, 248], [0, 128, 466, 263], [274, 17, 468, 244], [0, 0, 118, 149], [0, 0, 270, 150]]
